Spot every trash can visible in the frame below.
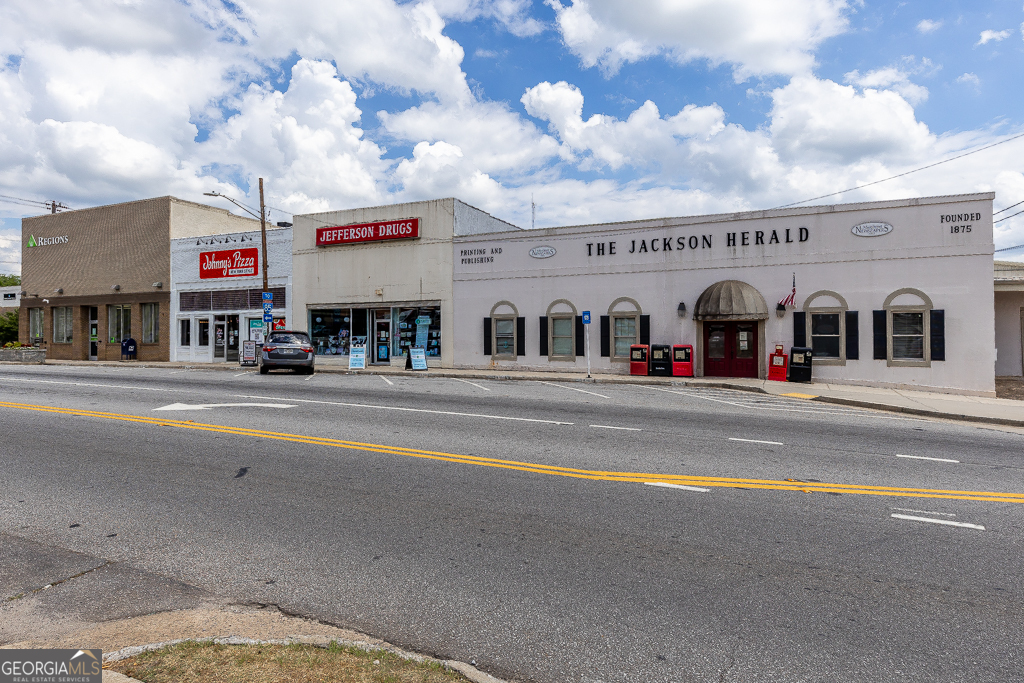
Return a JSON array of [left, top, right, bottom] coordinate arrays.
[[629, 344, 649, 376], [649, 344, 672, 376], [672, 345, 693, 377], [788, 346, 812, 382]]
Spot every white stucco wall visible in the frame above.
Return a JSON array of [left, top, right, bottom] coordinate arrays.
[[290, 198, 519, 367], [168, 197, 263, 238], [453, 193, 996, 394], [169, 225, 292, 361]]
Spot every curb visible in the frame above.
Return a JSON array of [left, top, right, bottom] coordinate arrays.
[[103, 635, 508, 683], [811, 395, 1024, 429]]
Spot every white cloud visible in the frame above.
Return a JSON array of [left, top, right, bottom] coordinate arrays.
[[546, 0, 850, 80], [976, 29, 1011, 46], [430, 0, 544, 36], [916, 19, 942, 34], [844, 59, 934, 106], [957, 72, 980, 87]]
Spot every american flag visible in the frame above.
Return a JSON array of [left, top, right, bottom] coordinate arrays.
[[779, 273, 796, 308]]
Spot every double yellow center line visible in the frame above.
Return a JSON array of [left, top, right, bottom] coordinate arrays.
[[3, 400, 1023, 504]]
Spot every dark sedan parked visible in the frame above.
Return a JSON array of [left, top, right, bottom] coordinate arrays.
[[260, 330, 315, 374]]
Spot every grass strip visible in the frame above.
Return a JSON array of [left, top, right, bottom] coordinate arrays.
[[109, 641, 472, 683]]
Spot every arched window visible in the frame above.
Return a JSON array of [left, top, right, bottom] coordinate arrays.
[[489, 301, 519, 359], [882, 288, 935, 367], [608, 297, 642, 360], [545, 299, 578, 361], [803, 290, 849, 364]]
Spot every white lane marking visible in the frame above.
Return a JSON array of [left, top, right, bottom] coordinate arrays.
[[896, 454, 959, 463], [304, 372, 316, 381], [452, 377, 491, 391], [645, 482, 710, 493], [0, 377, 185, 393], [892, 507, 956, 517], [380, 375, 394, 386], [233, 372, 252, 377], [890, 514, 984, 531], [590, 424, 642, 431], [154, 402, 296, 411], [639, 385, 922, 421], [729, 437, 784, 445], [537, 381, 609, 399], [233, 394, 574, 425]]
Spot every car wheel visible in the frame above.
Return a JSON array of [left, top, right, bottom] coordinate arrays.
[[259, 365, 269, 375]]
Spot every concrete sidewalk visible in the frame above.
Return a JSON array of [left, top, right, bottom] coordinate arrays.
[[12, 358, 1024, 429]]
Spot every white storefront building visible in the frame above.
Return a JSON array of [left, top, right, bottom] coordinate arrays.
[[170, 224, 293, 362], [452, 193, 997, 395]]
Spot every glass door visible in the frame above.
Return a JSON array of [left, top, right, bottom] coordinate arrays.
[[732, 323, 758, 378], [214, 316, 226, 360], [88, 307, 98, 360], [703, 323, 729, 377], [373, 309, 391, 364], [226, 314, 240, 362]]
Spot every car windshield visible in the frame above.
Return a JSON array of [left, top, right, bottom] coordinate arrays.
[[267, 333, 309, 345]]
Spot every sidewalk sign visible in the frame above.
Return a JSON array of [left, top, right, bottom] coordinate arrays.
[[410, 347, 428, 371], [240, 340, 258, 366], [349, 345, 366, 370]]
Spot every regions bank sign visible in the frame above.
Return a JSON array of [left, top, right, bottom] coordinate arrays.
[[200, 247, 259, 279], [316, 218, 419, 247]]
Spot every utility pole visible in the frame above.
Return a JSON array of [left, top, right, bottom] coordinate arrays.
[[259, 178, 269, 294]]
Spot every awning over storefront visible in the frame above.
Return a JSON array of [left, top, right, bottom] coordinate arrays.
[[693, 280, 769, 321]]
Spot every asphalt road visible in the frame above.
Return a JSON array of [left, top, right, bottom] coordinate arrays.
[[2, 364, 1023, 682]]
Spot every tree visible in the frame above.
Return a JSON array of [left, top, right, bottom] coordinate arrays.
[[0, 310, 18, 345], [0, 274, 21, 287]]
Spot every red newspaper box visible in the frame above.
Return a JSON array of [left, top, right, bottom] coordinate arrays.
[[672, 344, 693, 377], [768, 344, 788, 382], [629, 344, 649, 376]]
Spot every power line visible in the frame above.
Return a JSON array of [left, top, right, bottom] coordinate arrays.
[[995, 208, 1024, 224], [0, 193, 73, 213], [994, 199, 1024, 215], [772, 130, 1024, 209], [995, 243, 1024, 253]]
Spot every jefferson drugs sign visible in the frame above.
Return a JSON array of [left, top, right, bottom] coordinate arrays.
[[316, 218, 420, 247], [200, 248, 259, 279]]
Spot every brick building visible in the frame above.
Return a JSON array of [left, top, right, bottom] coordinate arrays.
[[19, 197, 259, 360]]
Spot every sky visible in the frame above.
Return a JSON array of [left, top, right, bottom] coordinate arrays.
[[1, 0, 1024, 275]]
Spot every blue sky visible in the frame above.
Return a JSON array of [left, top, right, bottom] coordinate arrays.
[[1, 0, 1023, 275]]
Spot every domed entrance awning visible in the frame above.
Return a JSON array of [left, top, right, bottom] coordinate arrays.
[[693, 280, 769, 321]]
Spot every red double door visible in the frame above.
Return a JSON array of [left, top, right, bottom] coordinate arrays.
[[703, 321, 758, 378]]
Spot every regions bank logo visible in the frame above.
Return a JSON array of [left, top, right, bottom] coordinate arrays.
[[1, 648, 102, 682], [26, 234, 70, 248]]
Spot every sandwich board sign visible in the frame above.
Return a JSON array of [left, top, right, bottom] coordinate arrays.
[[348, 345, 366, 370]]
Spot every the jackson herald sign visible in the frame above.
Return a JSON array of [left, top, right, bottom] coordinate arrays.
[[200, 247, 259, 279], [316, 218, 420, 247]]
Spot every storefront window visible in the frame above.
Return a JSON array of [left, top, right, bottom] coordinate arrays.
[[396, 307, 441, 357], [197, 319, 210, 346], [53, 307, 73, 343], [310, 308, 351, 355], [494, 318, 515, 356], [29, 308, 43, 344], [892, 312, 924, 359], [142, 303, 159, 344], [811, 313, 841, 358], [179, 319, 191, 346], [551, 317, 573, 356], [108, 305, 131, 343]]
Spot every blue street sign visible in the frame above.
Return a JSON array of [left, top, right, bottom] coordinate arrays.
[[262, 301, 273, 313], [263, 313, 273, 323], [262, 291, 273, 301], [582, 311, 591, 324]]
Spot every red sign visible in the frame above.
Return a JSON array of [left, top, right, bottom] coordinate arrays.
[[316, 218, 419, 246], [200, 248, 259, 279]]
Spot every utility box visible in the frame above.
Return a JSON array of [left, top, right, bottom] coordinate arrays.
[[672, 345, 693, 377], [629, 344, 649, 376], [788, 346, 812, 382], [649, 344, 672, 376]]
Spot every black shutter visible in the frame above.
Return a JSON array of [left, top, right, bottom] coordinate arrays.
[[845, 311, 859, 360], [793, 312, 806, 347], [516, 317, 525, 357], [600, 315, 610, 357], [639, 315, 650, 345], [930, 310, 945, 361], [575, 315, 585, 357], [539, 316, 548, 357], [873, 310, 887, 360], [483, 317, 492, 356]]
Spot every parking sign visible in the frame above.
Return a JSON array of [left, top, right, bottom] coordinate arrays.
[[582, 311, 591, 324]]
